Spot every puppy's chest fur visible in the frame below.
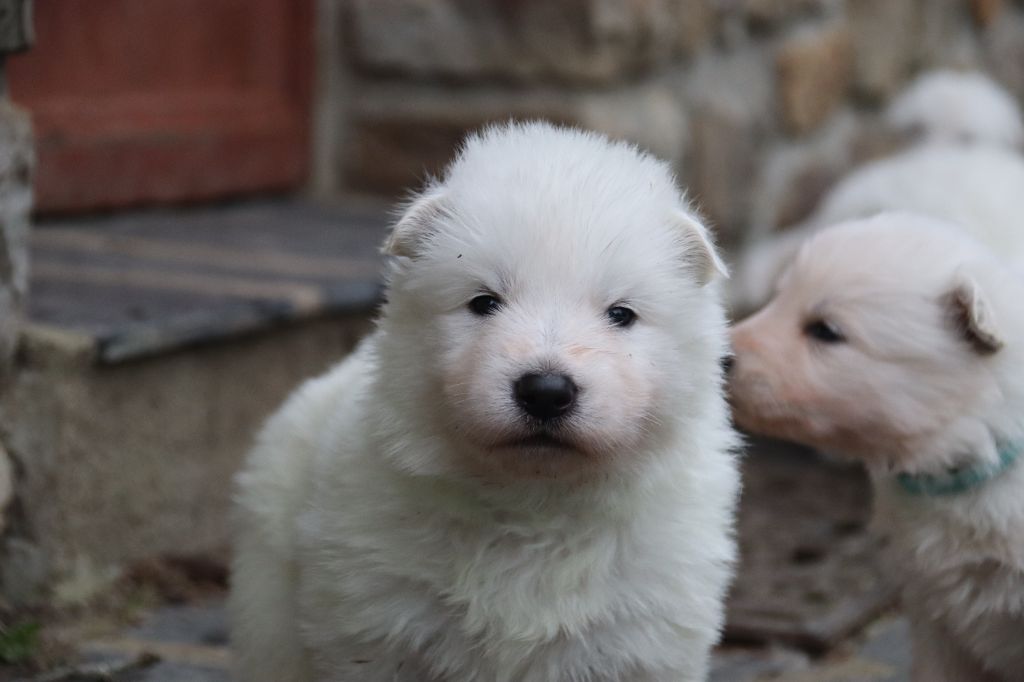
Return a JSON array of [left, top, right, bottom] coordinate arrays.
[[875, 469, 1024, 675], [292, 450, 722, 680]]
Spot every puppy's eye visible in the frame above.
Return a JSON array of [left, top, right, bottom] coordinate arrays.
[[607, 306, 637, 328], [468, 294, 502, 316], [804, 319, 845, 343]]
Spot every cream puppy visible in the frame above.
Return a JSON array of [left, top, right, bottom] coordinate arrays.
[[731, 70, 1024, 313], [230, 122, 740, 682], [729, 213, 1024, 682]]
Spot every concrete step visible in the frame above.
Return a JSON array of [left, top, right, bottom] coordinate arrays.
[[2, 199, 389, 600]]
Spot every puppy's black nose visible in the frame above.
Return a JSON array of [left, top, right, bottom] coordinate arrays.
[[721, 355, 735, 375], [514, 372, 578, 421]]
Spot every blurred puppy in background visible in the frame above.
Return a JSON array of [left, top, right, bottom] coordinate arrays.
[[729, 213, 1024, 682], [885, 70, 1024, 149], [731, 70, 1024, 313], [230, 122, 740, 682]]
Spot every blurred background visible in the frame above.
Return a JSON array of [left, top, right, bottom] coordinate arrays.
[[0, 0, 1021, 679]]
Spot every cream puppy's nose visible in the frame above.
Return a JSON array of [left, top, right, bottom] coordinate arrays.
[[514, 372, 578, 421], [721, 355, 735, 375]]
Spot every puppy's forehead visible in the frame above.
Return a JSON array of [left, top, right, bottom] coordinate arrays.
[[790, 214, 982, 299], [452, 209, 681, 297], [443, 127, 681, 223], [446, 124, 680, 198], [439, 142, 685, 269]]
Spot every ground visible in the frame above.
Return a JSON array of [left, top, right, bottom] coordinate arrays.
[[1, 599, 912, 681], [0, 438, 914, 681]]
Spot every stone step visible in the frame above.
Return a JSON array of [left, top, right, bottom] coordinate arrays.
[[2, 199, 390, 600], [27, 199, 389, 363]]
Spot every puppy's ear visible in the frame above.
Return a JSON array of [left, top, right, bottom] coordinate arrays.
[[948, 274, 1005, 354], [384, 187, 448, 259], [673, 210, 729, 285]]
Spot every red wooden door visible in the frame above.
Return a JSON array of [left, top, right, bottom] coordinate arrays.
[[6, 0, 313, 214]]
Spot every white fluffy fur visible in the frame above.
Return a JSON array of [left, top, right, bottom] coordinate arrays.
[[731, 71, 1024, 313], [729, 214, 1024, 681], [886, 70, 1024, 149], [731, 145, 1024, 311], [230, 122, 740, 682]]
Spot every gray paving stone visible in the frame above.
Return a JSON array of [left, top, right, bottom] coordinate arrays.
[[115, 661, 229, 682], [711, 646, 810, 681], [771, 617, 911, 682], [855, 617, 912, 679], [125, 604, 228, 648]]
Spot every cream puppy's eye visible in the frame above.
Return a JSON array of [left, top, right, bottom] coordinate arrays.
[[607, 306, 637, 328], [804, 319, 845, 343], [468, 294, 502, 316]]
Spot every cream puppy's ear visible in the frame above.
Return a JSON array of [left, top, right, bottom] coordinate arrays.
[[949, 274, 1005, 354], [674, 210, 729, 285], [384, 187, 448, 258]]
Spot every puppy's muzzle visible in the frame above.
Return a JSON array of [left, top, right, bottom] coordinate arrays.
[[513, 372, 578, 422]]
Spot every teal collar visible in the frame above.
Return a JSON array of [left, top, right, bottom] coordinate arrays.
[[896, 441, 1023, 497]]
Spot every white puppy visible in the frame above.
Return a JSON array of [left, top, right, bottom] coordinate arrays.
[[731, 144, 1024, 311], [229, 122, 740, 682], [886, 69, 1024, 149], [731, 70, 1024, 313], [729, 213, 1024, 682]]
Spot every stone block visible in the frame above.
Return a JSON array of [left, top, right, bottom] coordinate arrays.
[[776, 24, 852, 134], [982, 7, 1024, 102], [917, 0, 981, 69], [711, 647, 809, 682], [310, 0, 349, 199], [344, 78, 689, 194], [972, 0, 1006, 26], [743, 0, 825, 31], [685, 49, 776, 244], [1, 314, 373, 594], [0, 0, 34, 55], [0, 441, 11, 534], [749, 111, 860, 236], [347, 0, 715, 85], [689, 107, 759, 245], [0, 99, 32, 371], [847, 0, 918, 101]]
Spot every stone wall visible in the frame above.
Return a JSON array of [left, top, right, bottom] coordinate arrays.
[[0, 99, 31, 373], [317, 0, 1024, 248], [0, 114, 32, 601], [0, 98, 31, 589], [0, 0, 35, 602]]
